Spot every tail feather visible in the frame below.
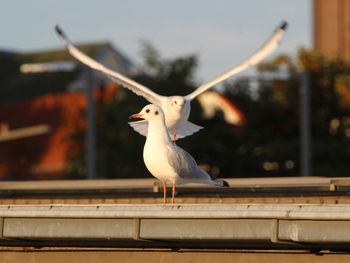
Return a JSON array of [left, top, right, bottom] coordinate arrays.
[[210, 175, 230, 187]]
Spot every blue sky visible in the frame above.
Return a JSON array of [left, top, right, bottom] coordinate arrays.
[[1, 0, 311, 83]]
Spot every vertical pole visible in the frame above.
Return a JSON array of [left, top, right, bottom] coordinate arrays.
[[300, 71, 311, 176], [85, 69, 96, 179]]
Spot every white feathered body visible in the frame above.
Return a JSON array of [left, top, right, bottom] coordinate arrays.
[[160, 97, 191, 134], [143, 116, 177, 183], [142, 106, 227, 187]]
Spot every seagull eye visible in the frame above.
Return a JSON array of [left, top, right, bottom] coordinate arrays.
[[146, 109, 150, 113], [155, 111, 159, 115], [174, 101, 177, 104]]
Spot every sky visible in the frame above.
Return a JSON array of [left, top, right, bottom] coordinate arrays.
[[0, 0, 311, 83]]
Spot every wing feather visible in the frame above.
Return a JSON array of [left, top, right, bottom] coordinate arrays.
[[128, 120, 148, 136], [172, 121, 203, 139], [185, 21, 288, 101], [55, 25, 164, 104], [168, 146, 209, 181]]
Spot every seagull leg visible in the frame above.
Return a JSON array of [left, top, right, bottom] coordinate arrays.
[[162, 181, 166, 204], [171, 182, 176, 204], [173, 131, 177, 145]]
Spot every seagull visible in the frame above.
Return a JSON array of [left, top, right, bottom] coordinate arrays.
[[55, 21, 288, 142], [129, 104, 229, 204]]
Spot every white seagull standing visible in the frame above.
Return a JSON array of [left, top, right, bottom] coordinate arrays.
[[55, 21, 288, 142], [129, 104, 229, 204]]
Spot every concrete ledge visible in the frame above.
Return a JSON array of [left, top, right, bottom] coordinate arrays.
[[0, 204, 349, 249], [0, 177, 350, 191], [1, 204, 350, 220], [3, 218, 137, 239], [279, 220, 350, 243], [140, 219, 273, 240]]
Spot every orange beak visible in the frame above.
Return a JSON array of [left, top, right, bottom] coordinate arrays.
[[129, 113, 143, 119]]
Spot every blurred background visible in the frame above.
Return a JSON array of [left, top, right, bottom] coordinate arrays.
[[0, 0, 349, 181]]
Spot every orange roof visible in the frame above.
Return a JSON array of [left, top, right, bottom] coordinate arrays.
[[0, 84, 120, 179]]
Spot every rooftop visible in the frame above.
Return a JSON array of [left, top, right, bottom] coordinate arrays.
[[0, 42, 136, 103]]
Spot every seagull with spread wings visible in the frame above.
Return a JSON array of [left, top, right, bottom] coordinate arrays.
[[55, 21, 288, 142]]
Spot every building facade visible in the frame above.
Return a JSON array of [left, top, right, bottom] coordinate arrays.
[[314, 0, 350, 61]]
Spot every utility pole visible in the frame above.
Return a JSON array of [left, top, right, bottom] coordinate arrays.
[[300, 71, 311, 176], [85, 69, 96, 179]]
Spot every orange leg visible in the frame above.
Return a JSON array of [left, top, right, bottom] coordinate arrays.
[[173, 131, 177, 145], [171, 182, 176, 204], [162, 181, 167, 204]]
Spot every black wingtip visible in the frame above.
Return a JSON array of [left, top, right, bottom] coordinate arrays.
[[223, 180, 230, 187], [55, 24, 64, 36], [280, 21, 289, 31]]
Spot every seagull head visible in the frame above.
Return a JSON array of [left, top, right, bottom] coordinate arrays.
[[129, 104, 164, 121], [170, 96, 186, 112]]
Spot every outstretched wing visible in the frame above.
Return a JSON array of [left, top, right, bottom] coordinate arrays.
[[173, 121, 203, 139], [55, 25, 164, 105], [128, 120, 148, 136], [185, 21, 288, 101]]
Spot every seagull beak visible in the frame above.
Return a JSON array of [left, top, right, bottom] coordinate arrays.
[[129, 113, 143, 119]]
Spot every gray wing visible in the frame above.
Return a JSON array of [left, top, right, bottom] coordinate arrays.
[[167, 145, 210, 181]]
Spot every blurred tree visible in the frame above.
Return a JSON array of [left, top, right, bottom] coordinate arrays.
[[68, 44, 350, 179], [185, 47, 350, 177], [298, 48, 350, 176], [250, 47, 350, 176]]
